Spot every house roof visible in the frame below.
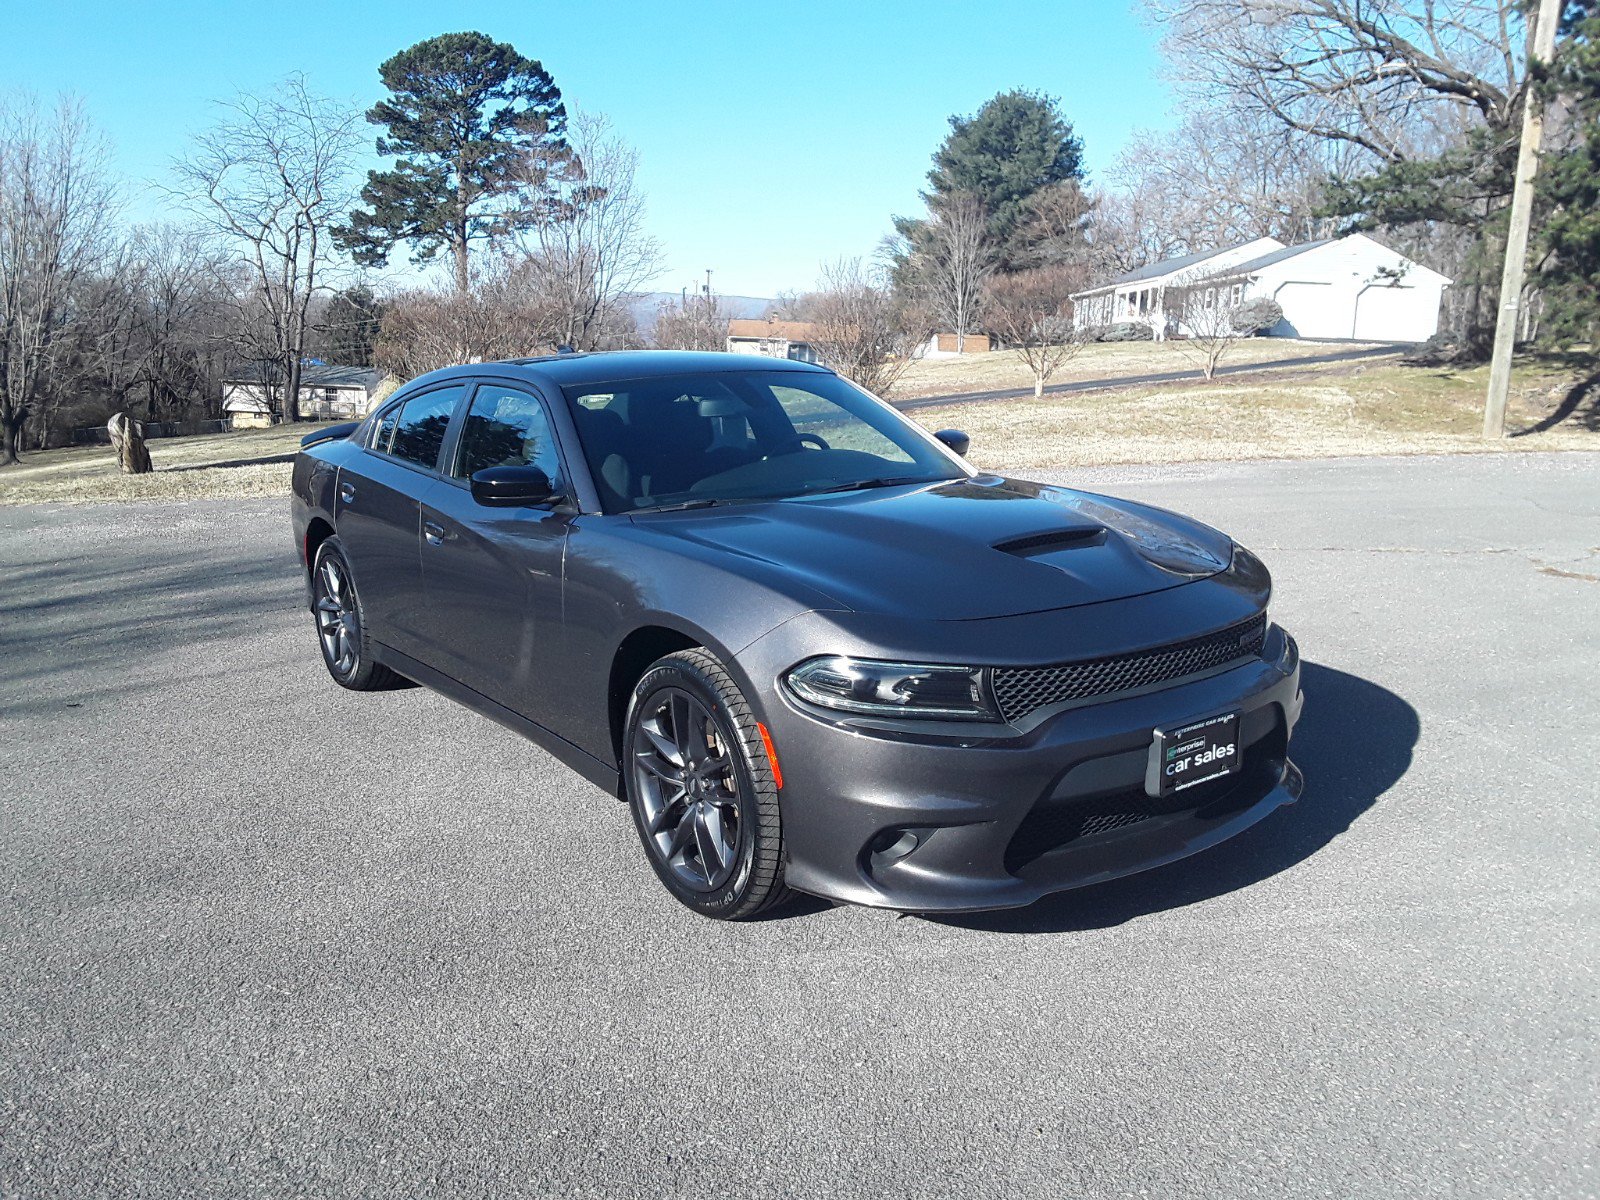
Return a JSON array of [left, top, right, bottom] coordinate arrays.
[[1101, 245, 1241, 289], [727, 318, 817, 341], [1207, 239, 1335, 278], [223, 363, 385, 390]]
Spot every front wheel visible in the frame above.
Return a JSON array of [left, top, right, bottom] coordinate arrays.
[[623, 649, 793, 920]]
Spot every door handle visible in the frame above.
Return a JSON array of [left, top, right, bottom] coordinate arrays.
[[423, 520, 445, 546], [339, 482, 356, 504]]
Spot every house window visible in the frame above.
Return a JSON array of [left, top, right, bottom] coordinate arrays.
[[1204, 288, 1216, 309], [1231, 284, 1243, 305]]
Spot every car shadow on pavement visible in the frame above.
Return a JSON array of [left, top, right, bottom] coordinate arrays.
[[924, 662, 1418, 935]]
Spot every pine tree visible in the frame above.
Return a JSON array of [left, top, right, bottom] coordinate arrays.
[[337, 32, 569, 293], [899, 91, 1084, 275], [1536, 1, 1600, 346]]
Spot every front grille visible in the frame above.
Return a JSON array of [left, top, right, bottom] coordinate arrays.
[[991, 613, 1267, 724]]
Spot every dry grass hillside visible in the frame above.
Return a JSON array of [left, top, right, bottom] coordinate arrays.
[[903, 354, 1600, 471], [1, 349, 1594, 505]]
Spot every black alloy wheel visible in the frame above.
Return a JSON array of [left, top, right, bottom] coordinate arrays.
[[624, 649, 792, 919]]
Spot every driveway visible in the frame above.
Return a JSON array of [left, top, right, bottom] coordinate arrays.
[[895, 343, 1400, 409], [1, 452, 1596, 1198]]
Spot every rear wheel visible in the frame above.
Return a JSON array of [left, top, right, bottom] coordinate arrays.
[[310, 538, 400, 691], [624, 649, 793, 920]]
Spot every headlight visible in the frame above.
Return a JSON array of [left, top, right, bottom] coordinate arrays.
[[784, 656, 997, 720]]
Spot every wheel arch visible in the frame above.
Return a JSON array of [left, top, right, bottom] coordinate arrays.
[[608, 624, 705, 773], [303, 516, 336, 576]]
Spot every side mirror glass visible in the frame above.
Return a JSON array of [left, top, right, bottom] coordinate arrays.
[[934, 428, 970, 457], [470, 465, 561, 508]]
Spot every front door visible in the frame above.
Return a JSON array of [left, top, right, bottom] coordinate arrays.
[[334, 383, 466, 657], [418, 380, 571, 720]]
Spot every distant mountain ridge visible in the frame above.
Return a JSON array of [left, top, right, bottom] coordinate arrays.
[[626, 291, 776, 330]]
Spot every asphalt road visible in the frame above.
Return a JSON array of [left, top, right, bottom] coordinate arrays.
[[894, 343, 1398, 409], [2, 452, 1596, 1199]]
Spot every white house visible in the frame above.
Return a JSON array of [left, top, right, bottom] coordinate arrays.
[[222, 364, 395, 428], [1072, 233, 1451, 343]]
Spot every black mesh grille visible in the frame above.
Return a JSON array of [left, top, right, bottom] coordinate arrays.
[[991, 613, 1267, 724]]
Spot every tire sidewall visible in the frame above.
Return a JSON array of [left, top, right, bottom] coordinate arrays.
[[623, 658, 765, 918], [311, 538, 374, 688]]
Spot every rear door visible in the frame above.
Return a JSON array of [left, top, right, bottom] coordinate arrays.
[[334, 383, 467, 657], [417, 379, 573, 719]]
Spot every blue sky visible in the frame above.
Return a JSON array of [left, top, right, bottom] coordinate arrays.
[[0, 0, 1177, 297]]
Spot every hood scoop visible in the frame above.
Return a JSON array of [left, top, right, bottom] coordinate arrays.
[[994, 525, 1107, 558]]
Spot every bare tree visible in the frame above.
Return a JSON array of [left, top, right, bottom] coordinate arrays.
[[517, 112, 663, 351], [918, 192, 993, 352], [1166, 269, 1270, 378], [1101, 106, 1351, 263], [375, 266, 544, 379], [806, 258, 928, 397], [1017, 180, 1095, 269], [651, 290, 728, 351], [1145, 0, 1524, 164], [118, 225, 235, 423], [984, 266, 1090, 397], [0, 97, 119, 465], [171, 76, 360, 424]]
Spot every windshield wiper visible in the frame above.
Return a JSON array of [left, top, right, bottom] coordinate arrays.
[[631, 498, 724, 513], [801, 476, 929, 497]]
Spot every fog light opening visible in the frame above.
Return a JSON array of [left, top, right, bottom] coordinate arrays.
[[867, 828, 920, 868]]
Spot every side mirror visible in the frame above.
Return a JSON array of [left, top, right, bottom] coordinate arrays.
[[470, 465, 562, 508], [934, 428, 970, 457]]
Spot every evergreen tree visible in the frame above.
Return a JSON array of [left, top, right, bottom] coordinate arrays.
[[900, 90, 1085, 274], [1536, 1, 1600, 346], [337, 32, 569, 293]]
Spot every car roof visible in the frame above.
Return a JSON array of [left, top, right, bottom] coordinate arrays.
[[397, 350, 835, 395]]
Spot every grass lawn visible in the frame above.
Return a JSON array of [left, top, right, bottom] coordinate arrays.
[[904, 352, 1599, 472], [1, 349, 1594, 505], [0, 424, 304, 506], [889, 337, 1391, 400]]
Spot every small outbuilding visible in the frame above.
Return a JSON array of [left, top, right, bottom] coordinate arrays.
[[1071, 233, 1451, 344]]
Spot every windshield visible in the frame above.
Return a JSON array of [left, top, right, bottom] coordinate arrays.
[[562, 370, 966, 513]]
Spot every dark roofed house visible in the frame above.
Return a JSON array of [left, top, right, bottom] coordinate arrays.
[[222, 363, 396, 428]]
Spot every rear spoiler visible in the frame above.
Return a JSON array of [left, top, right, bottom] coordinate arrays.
[[299, 420, 362, 450]]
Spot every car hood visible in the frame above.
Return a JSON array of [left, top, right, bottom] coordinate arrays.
[[631, 475, 1235, 621]]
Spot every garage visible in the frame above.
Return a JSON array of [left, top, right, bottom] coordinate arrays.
[[1354, 283, 1433, 342], [1270, 281, 1347, 340]]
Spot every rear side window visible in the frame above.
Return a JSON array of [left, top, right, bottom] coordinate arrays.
[[388, 386, 464, 469]]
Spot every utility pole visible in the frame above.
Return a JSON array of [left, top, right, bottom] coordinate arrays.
[[1484, 0, 1563, 439]]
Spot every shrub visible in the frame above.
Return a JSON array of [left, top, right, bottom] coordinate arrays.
[[1231, 298, 1284, 335]]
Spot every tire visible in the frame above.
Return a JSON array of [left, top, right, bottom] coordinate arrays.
[[623, 648, 794, 920], [309, 537, 401, 692]]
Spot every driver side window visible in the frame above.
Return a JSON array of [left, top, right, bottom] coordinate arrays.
[[454, 384, 564, 485]]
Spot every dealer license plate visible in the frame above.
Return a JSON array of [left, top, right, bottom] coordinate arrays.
[[1146, 712, 1243, 799]]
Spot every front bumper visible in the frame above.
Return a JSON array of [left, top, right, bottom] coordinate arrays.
[[756, 624, 1303, 913]]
